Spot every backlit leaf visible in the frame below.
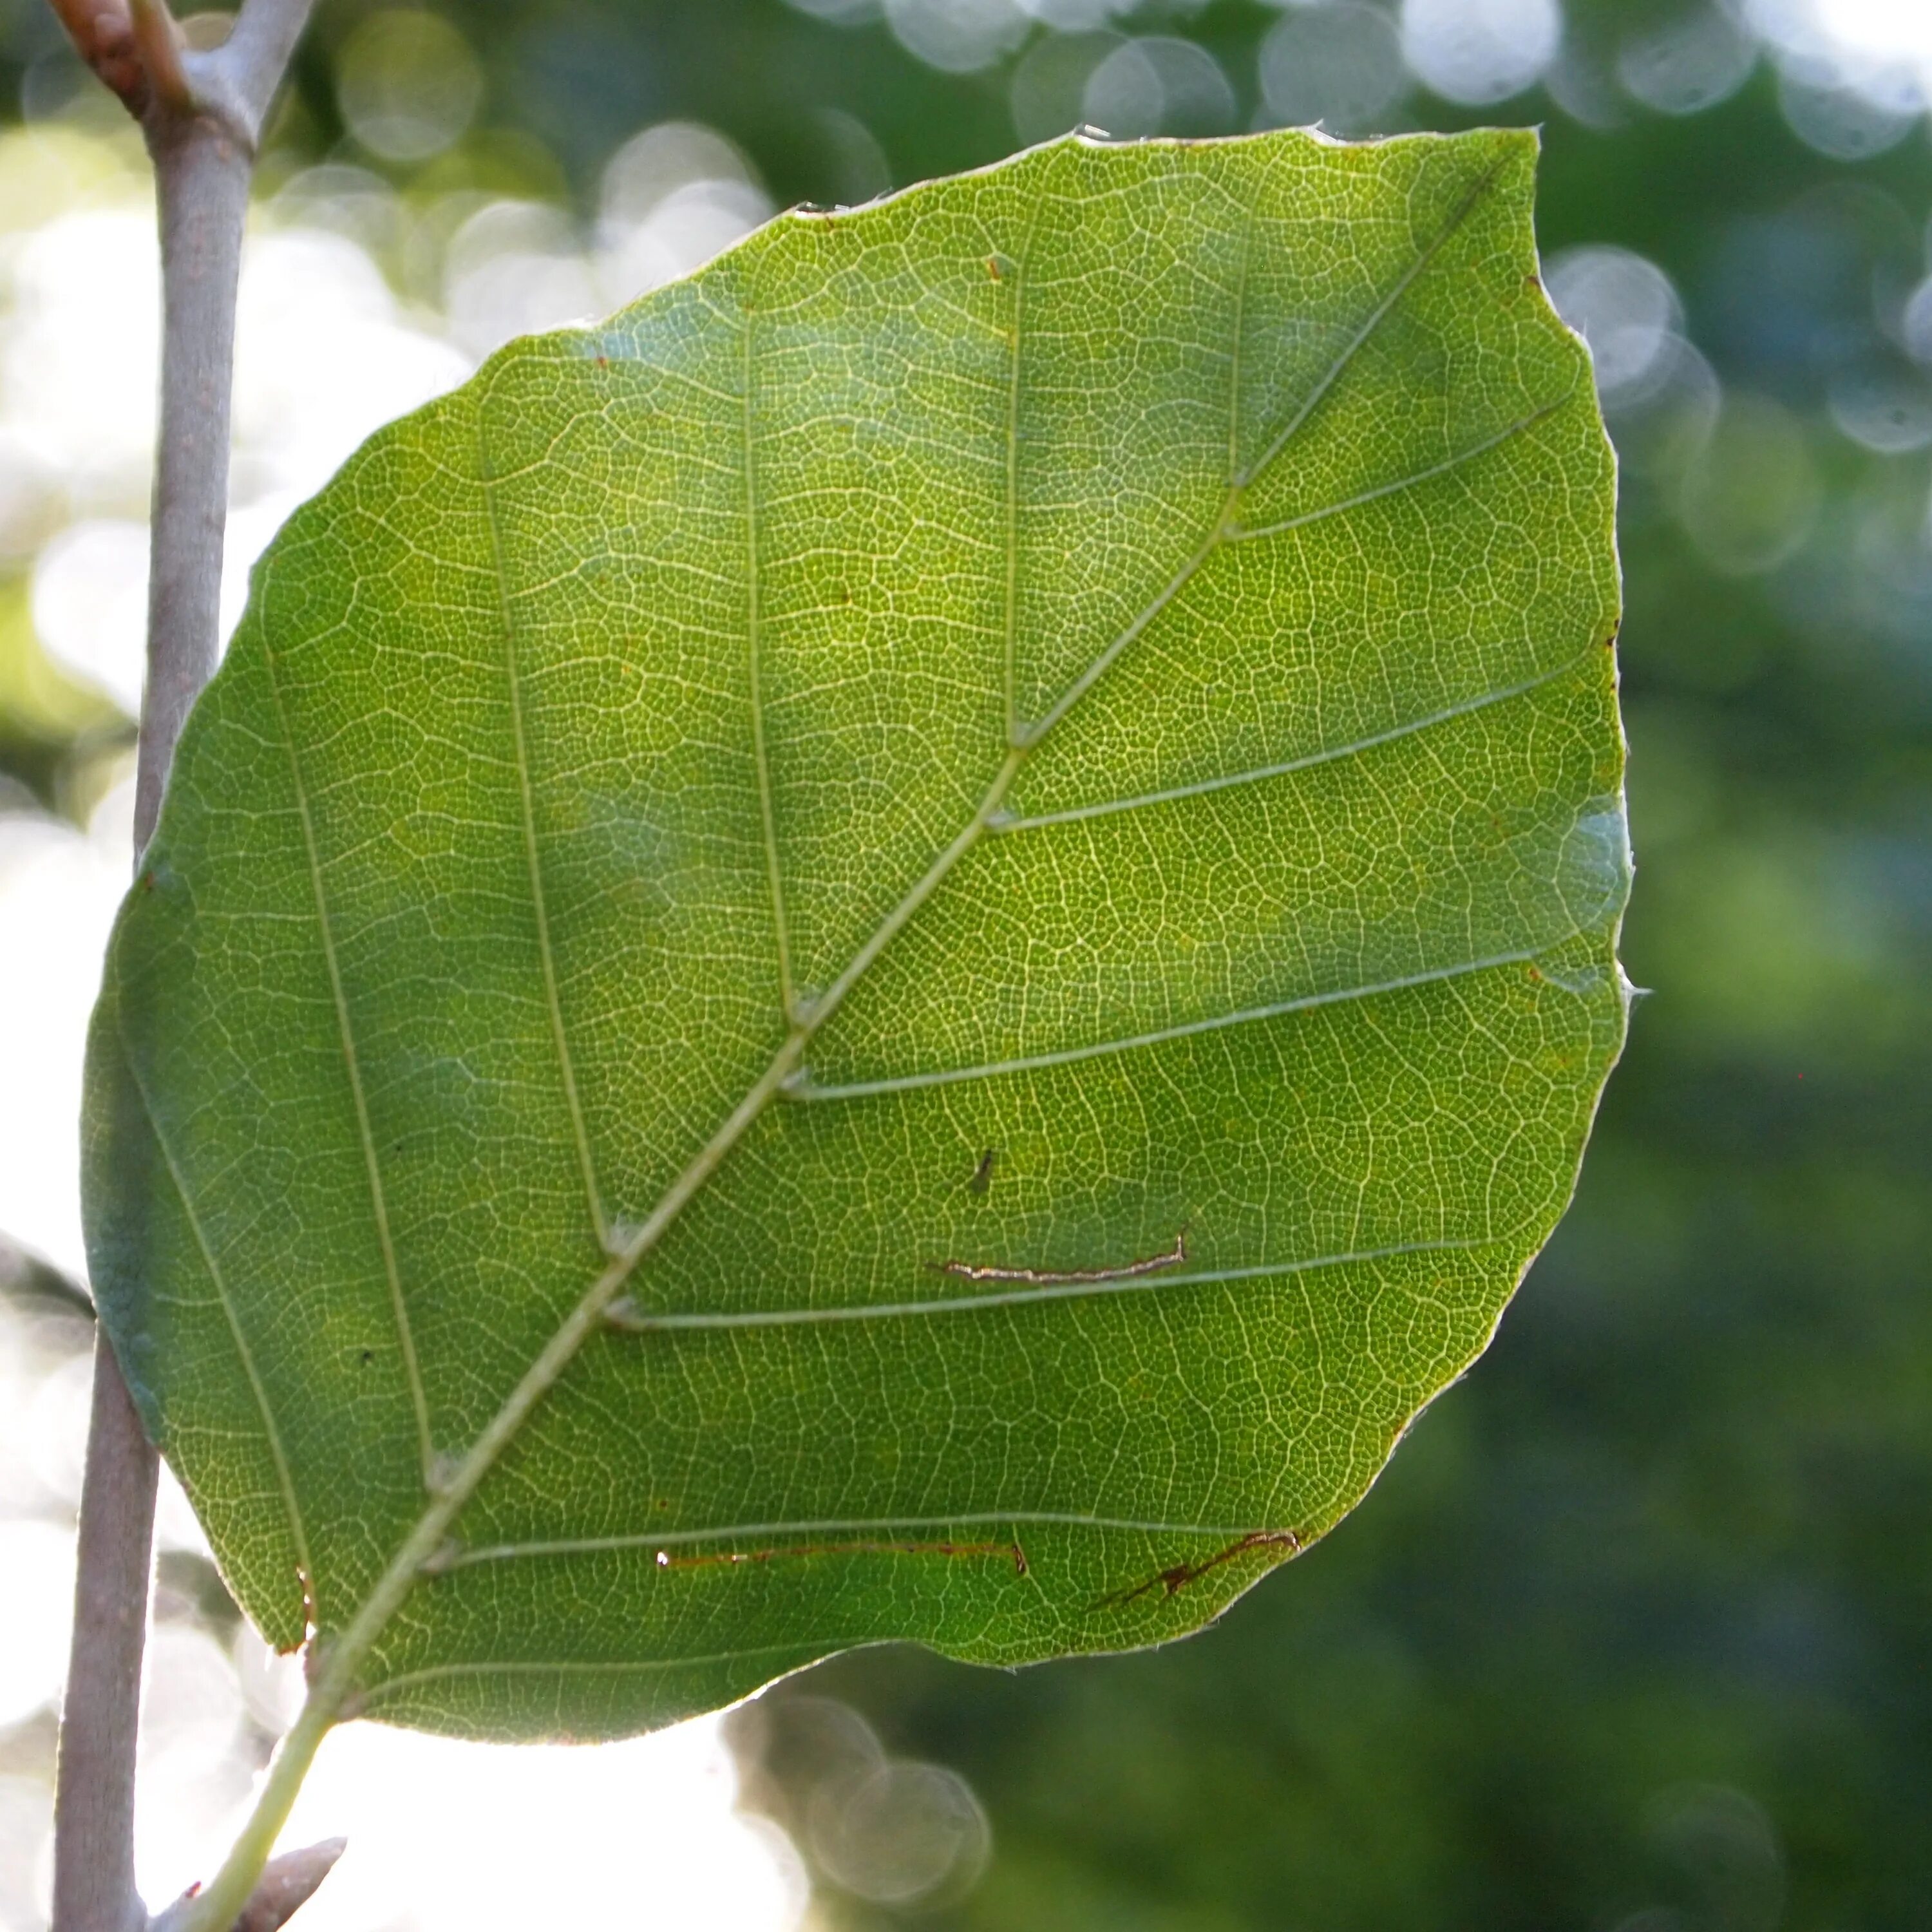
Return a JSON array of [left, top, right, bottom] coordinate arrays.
[[84, 128, 1627, 1741]]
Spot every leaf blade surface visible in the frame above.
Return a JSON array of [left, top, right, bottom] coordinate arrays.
[[84, 128, 1627, 1740]]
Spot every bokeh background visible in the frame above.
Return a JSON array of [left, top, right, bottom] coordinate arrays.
[[2, 0, 1929, 1926]]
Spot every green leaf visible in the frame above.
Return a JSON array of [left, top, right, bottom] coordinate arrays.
[[84, 128, 1627, 1743]]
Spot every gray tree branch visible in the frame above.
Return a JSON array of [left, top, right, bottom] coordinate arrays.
[[43, 2, 319, 1927], [53, 1341, 157, 1932], [216, 0, 319, 135]]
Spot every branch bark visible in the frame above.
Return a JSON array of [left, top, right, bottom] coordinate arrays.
[[53, 1338, 156, 1932], [131, 108, 252, 853], [42, 0, 149, 115], [46, 3, 319, 1929]]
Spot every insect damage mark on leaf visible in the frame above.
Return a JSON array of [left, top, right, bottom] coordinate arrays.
[[1099, 1530, 1305, 1609], [929, 1231, 1187, 1285], [281, 1566, 317, 1660]]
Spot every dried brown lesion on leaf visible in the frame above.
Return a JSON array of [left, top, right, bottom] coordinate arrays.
[[1097, 1529, 1305, 1610], [928, 1230, 1188, 1285]]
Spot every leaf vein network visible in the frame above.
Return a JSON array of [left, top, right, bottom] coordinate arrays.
[[256, 611, 435, 1484]]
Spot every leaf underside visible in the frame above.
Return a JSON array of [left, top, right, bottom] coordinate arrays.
[[84, 128, 1627, 1743]]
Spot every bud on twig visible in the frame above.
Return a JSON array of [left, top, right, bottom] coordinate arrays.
[[151, 1838, 346, 1932]]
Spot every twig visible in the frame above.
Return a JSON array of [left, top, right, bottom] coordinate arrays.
[[214, 0, 319, 135], [41, 0, 147, 115], [43, 0, 312, 135], [150, 1840, 347, 1932], [129, 97, 254, 855], [52, 1334, 156, 1932], [126, 0, 190, 116], [43, 3, 319, 1929]]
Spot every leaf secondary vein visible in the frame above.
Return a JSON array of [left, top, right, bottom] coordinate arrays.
[[258, 628, 435, 1486], [994, 647, 1596, 835], [476, 389, 610, 1250], [1232, 151, 1506, 490], [1228, 388, 1575, 545], [359, 1639, 837, 1707], [440, 1510, 1300, 1571], [742, 307, 798, 1022], [1227, 205, 1253, 482], [1000, 216, 1033, 744], [788, 938, 1583, 1101], [113, 1005, 315, 1602], [601, 1233, 1497, 1336]]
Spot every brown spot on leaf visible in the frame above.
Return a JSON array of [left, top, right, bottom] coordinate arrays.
[[929, 1230, 1187, 1286], [1098, 1530, 1303, 1610]]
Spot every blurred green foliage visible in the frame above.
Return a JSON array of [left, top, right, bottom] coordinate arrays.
[[3, 1, 1928, 1926]]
